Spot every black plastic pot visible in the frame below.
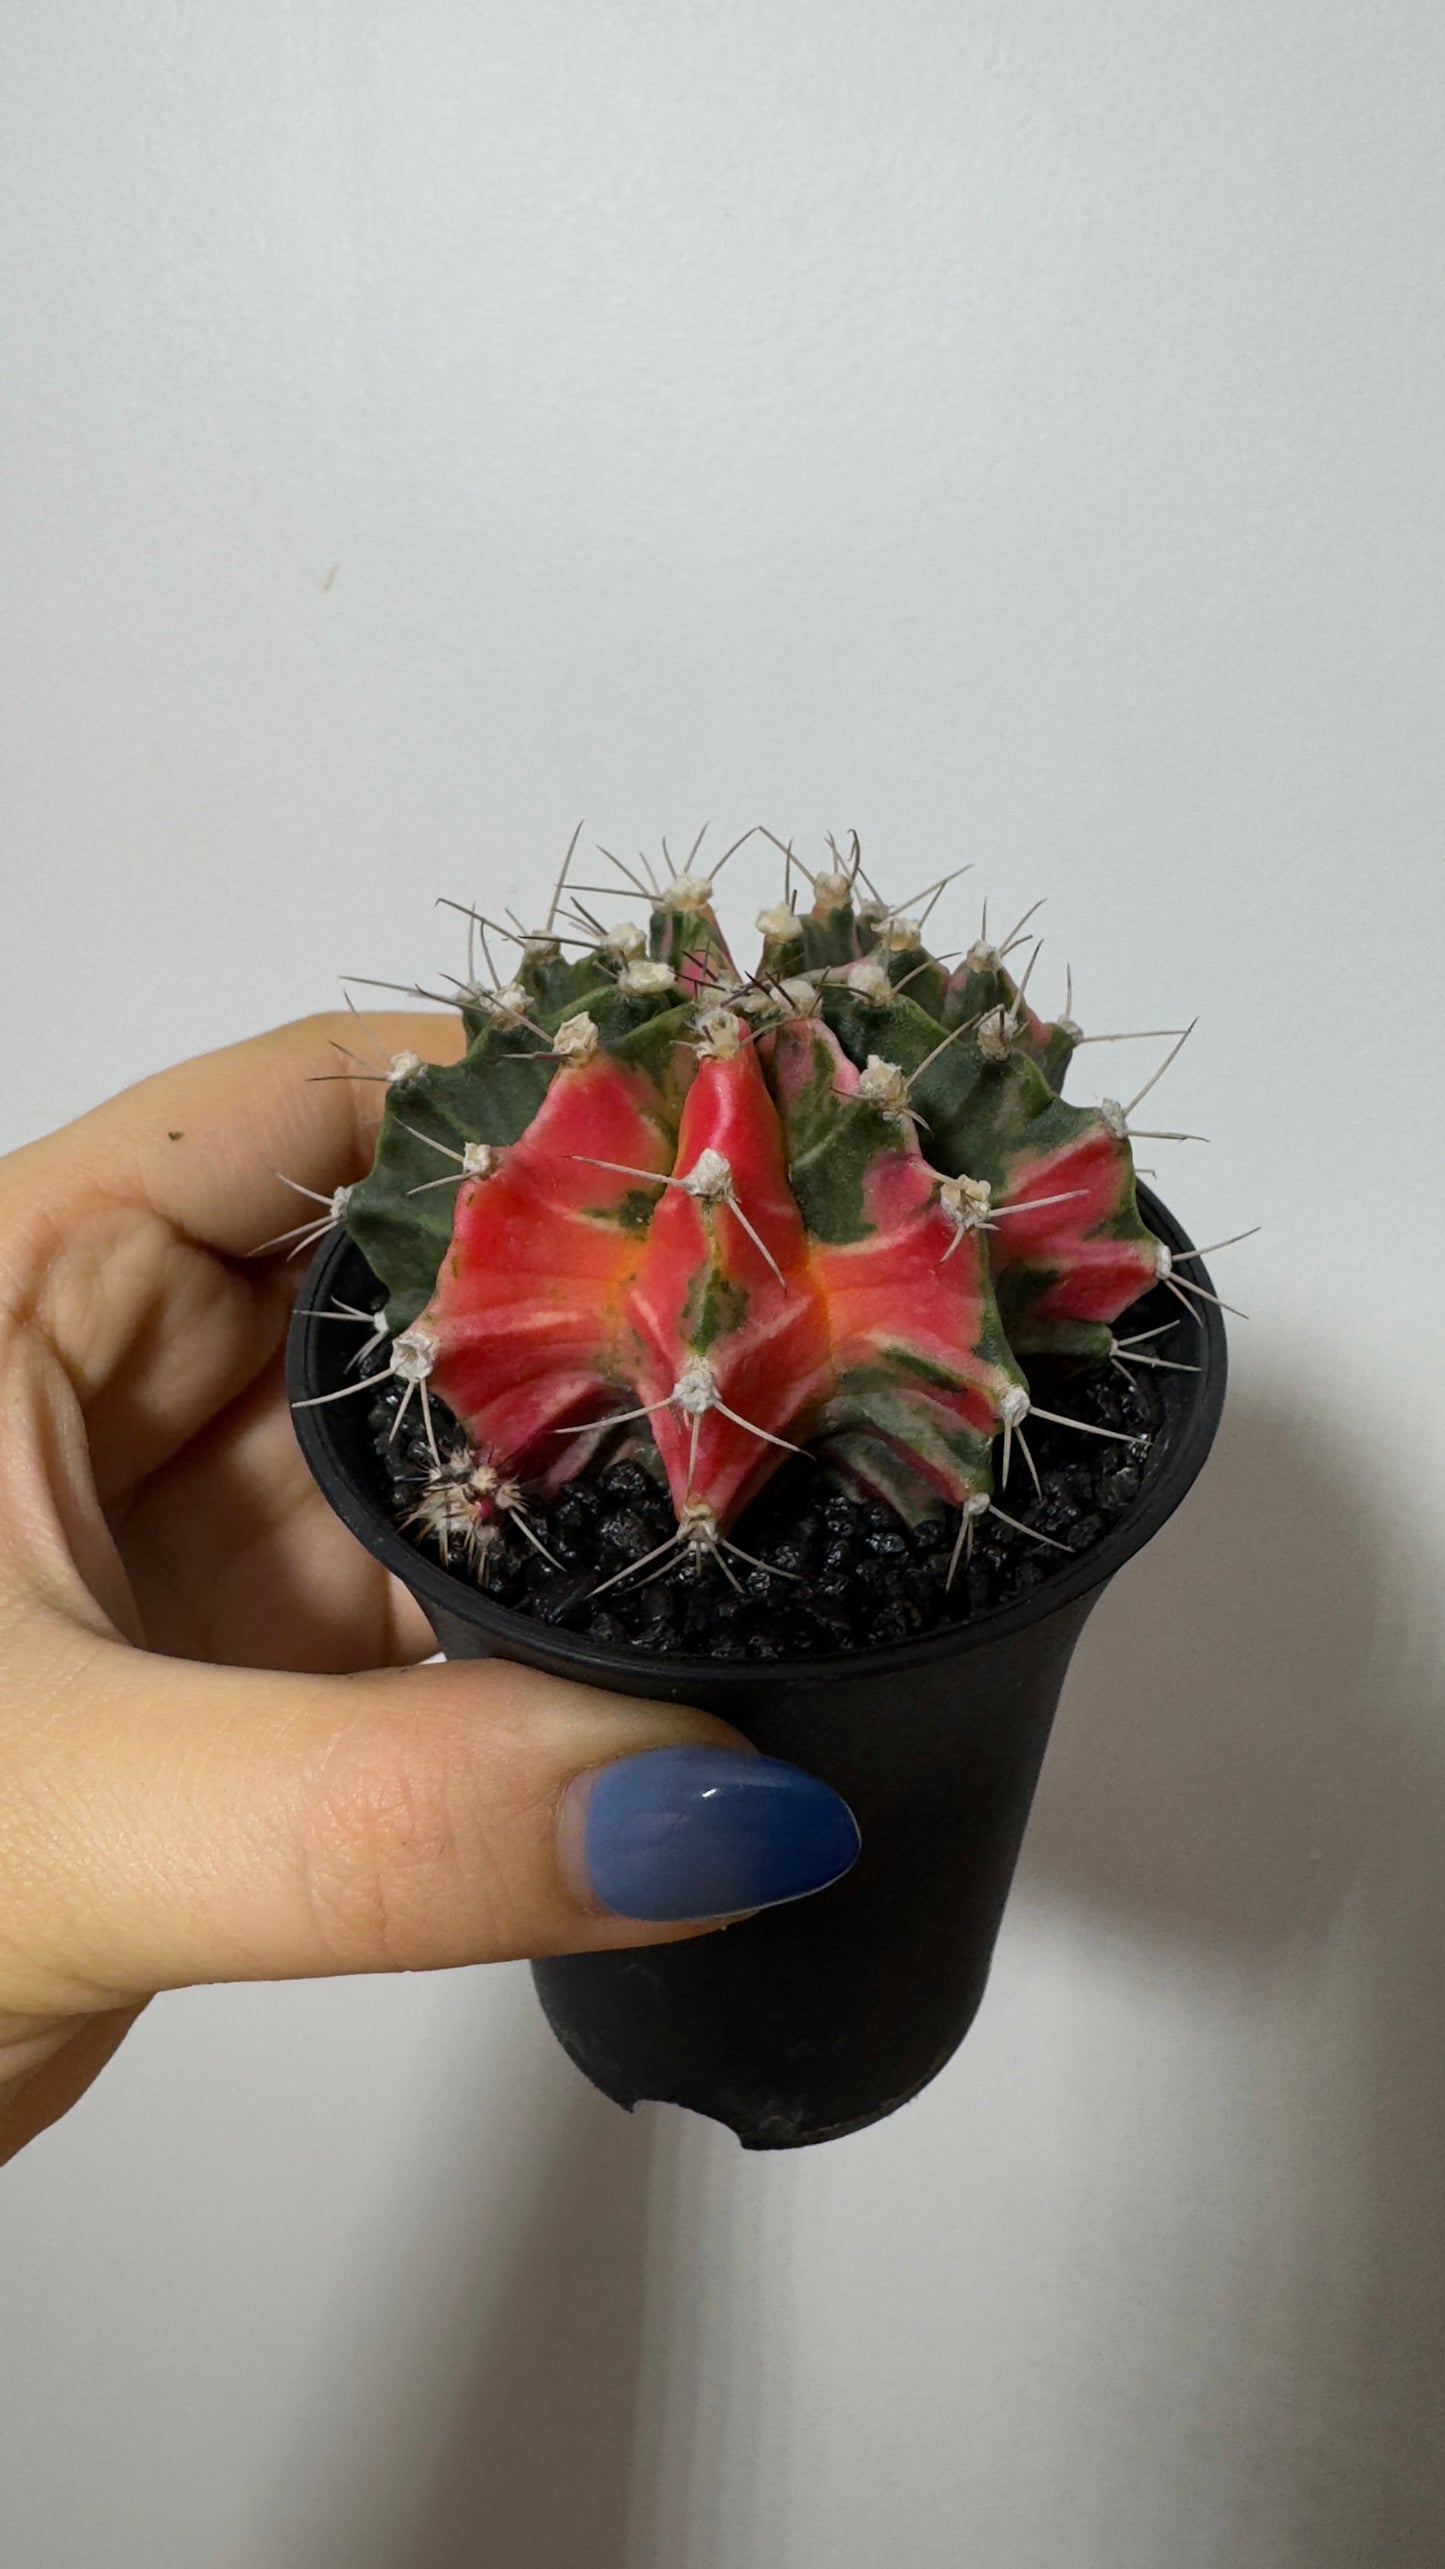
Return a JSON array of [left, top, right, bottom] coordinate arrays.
[[288, 1185, 1226, 2149]]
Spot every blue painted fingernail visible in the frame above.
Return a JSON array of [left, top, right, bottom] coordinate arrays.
[[572, 1745, 861, 1922]]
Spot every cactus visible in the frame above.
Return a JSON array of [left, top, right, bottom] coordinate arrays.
[[296, 834, 1222, 1591]]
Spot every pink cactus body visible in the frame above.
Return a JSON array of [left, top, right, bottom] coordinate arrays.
[[811, 1161, 1012, 1506], [983, 1119, 1160, 1355], [624, 1042, 832, 1525], [425, 1052, 673, 1476], [768, 1016, 1020, 1511], [341, 837, 1186, 1558]]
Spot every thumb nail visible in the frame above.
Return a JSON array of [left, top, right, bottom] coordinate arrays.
[[565, 1744, 861, 1922]]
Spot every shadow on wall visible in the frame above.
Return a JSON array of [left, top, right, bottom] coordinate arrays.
[[1020, 1393, 1410, 1956], [274, 1392, 1445, 2568], [273, 2026, 657, 2569], [1019, 1387, 1445, 2558], [391, 2093, 654, 2569]]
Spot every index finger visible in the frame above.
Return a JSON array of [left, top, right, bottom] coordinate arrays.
[[4, 1011, 465, 1258]]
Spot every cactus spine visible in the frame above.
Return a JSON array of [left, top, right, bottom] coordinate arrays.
[[313, 836, 1197, 1586]]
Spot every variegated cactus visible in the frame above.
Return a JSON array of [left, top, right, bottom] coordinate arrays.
[[300, 833, 1216, 1589]]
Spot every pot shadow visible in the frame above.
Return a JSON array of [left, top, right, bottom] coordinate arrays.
[[272, 2013, 659, 2569], [1020, 1393, 1417, 1956], [270, 1392, 1444, 2566], [1018, 1387, 1445, 2555], [392, 2092, 654, 2569]]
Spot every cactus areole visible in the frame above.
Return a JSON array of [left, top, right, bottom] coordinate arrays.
[[299, 836, 1228, 1644]]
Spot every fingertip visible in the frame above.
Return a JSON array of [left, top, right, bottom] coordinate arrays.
[[559, 1743, 860, 1924]]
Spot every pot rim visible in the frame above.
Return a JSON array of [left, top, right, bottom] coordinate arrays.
[[286, 1181, 1227, 1692]]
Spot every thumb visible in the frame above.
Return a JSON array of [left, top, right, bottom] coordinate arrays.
[[1, 1628, 861, 2014]]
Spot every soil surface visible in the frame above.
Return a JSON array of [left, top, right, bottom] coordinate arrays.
[[367, 1338, 1168, 1661]]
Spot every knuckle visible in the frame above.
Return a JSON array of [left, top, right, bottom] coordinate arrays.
[[296, 1717, 532, 1972]]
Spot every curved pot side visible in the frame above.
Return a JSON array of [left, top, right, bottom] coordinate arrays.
[[288, 1187, 1226, 2147], [532, 1599, 1095, 2147]]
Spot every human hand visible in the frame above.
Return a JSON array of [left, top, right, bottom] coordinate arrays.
[[0, 1016, 858, 2165]]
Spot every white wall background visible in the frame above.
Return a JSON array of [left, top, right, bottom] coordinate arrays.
[[3, 3, 1444, 2561]]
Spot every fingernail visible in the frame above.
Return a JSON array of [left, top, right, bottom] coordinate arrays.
[[567, 1744, 861, 1922]]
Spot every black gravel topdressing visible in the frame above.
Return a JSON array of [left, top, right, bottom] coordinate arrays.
[[365, 1321, 1171, 1661]]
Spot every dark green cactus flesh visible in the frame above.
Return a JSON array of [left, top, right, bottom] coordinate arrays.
[[328, 839, 1189, 1586]]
